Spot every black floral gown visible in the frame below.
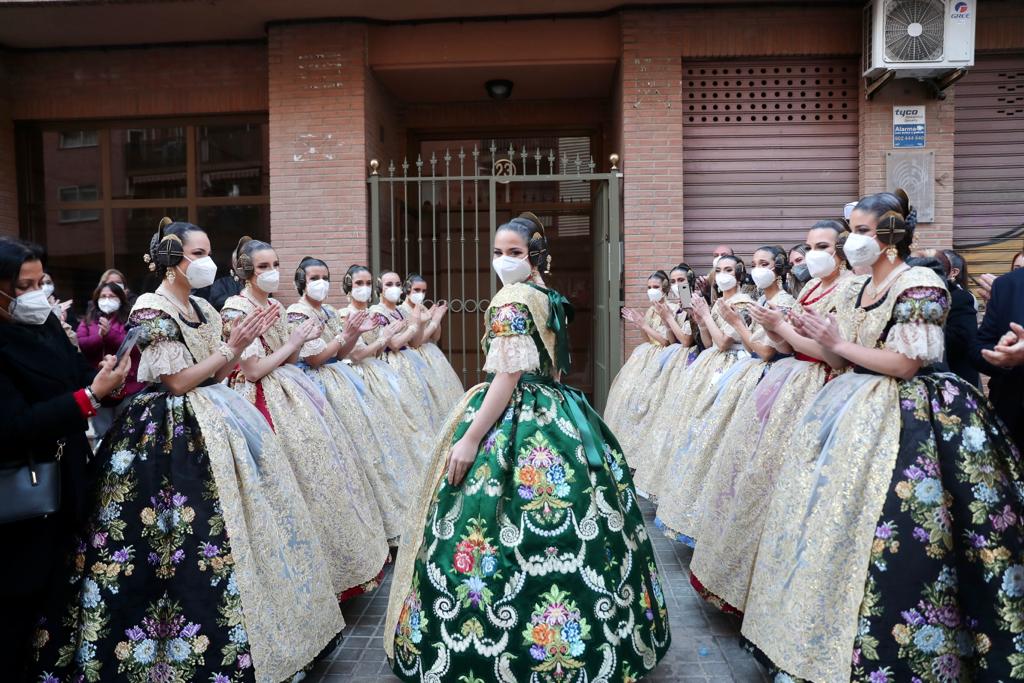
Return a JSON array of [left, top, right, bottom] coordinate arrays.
[[741, 267, 1024, 683], [31, 293, 343, 683]]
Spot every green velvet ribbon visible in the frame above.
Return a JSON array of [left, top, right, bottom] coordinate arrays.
[[526, 284, 574, 377], [520, 372, 605, 470]]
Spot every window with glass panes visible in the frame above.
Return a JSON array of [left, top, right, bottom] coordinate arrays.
[[16, 117, 269, 315]]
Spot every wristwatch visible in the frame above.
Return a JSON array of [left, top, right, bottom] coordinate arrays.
[[84, 386, 102, 411]]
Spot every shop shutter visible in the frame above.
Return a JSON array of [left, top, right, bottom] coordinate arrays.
[[682, 58, 859, 269], [953, 55, 1024, 276]]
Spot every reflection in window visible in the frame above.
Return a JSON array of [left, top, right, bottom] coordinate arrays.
[[199, 124, 268, 197], [16, 118, 268, 317], [58, 130, 98, 149], [57, 185, 100, 223], [111, 127, 188, 200]]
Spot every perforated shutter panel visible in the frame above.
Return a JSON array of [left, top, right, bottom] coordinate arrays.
[[953, 55, 1024, 276], [682, 59, 859, 269]]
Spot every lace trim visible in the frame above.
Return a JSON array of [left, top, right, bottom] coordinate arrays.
[[137, 340, 191, 382], [300, 337, 328, 359], [885, 321, 945, 364], [482, 334, 541, 374]]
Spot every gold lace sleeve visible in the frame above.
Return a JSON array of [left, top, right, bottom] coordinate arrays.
[[482, 335, 541, 374]]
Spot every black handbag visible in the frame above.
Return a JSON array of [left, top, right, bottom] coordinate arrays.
[[0, 440, 63, 524]]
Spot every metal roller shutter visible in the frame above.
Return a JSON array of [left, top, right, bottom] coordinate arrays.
[[682, 58, 859, 269], [953, 55, 1024, 276]]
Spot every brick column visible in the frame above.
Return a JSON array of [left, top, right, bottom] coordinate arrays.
[[618, 12, 685, 355], [0, 58, 17, 237], [859, 79, 955, 252], [267, 23, 371, 296]]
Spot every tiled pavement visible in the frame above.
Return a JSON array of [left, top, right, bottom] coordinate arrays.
[[307, 499, 770, 682]]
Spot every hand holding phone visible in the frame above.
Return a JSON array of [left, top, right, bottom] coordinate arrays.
[[115, 326, 142, 364]]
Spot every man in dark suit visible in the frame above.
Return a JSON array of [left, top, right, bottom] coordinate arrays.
[[972, 266, 1024, 452]]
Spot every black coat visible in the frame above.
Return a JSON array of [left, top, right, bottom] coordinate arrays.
[[0, 313, 97, 596], [971, 268, 1024, 452], [193, 275, 242, 311], [944, 285, 980, 387]]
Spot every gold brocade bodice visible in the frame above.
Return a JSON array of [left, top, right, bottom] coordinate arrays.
[[835, 267, 947, 350], [132, 292, 222, 363], [222, 293, 291, 352]]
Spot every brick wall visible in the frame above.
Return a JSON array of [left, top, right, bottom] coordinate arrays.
[[4, 44, 266, 120], [0, 60, 16, 236], [618, 11, 685, 353], [267, 23, 371, 299], [858, 79, 956, 252]]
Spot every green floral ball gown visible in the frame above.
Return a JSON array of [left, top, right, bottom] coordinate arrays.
[[384, 282, 671, 683]]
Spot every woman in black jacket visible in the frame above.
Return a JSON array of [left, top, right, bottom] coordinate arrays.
[[941, 249, 981, 387], [0, 238, 129, 681]]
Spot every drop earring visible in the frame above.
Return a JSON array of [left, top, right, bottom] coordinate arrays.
[[545, 254, 552, 275], [166, 268, 176, 284], [885, 244, 898, 264]]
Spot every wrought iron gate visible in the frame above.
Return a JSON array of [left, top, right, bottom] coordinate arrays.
[[367, 142, 623, 409]]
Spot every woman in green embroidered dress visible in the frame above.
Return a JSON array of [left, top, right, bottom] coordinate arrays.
[[384, 212, 671, 683]]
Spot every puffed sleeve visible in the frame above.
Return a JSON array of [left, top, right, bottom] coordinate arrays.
[[133, 308, 191, 382], [884, 286, 948, 364], [221, 308, 263, 360], [288, 310, 327, 359], [482, 302, 541, 374]]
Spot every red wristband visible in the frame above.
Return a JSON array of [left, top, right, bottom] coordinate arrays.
[[74, 389, 98, 418]]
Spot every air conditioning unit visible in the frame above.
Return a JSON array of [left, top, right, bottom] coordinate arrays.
[[863, 0, 975, 79]]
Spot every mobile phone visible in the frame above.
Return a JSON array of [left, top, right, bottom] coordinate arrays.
[[676, 280, 693, 309], [115, 326, 142, 364]]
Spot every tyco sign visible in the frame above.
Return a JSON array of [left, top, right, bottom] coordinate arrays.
[[893, 106, 926, 149]]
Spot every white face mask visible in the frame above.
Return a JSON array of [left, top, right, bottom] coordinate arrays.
[[351, 285, 372, 303], [805, 249, 837, 279], [98, 298, 121, 315], [181, 255, 218, 290], [492, 255, 533, 286], [42, 283, 55, 299], [844, 233, 882, 269], [383, 286, 403, 304], [5, 289, 53, 326], [647, 288, 664, 303], [255, 269, 280, 294], [306, 279, 330, 302], [715, 272, 737, 292], [409, 292, 426, 306], [751, 267, 776, 290]]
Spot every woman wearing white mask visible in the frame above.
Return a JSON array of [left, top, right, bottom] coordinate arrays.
[[32, 220, 347, 682], [632, 254, 755, 499], [0, 237, 131, 682], [688, 220, 853, 616], [288, 258, 422, 542], [604, 270, 680, 467], [401, 274, 464, 414], [75, 281, 146, 442], [369, 269, 439, 433], [385, 212, 670, 682], [652, 246, 795, 544], [222, 238, 391, 602], [742, 193, 1024, 681], [341, 264, 435, 477]]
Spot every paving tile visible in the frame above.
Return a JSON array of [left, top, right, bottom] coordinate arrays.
[[310, 499, 766, 682]]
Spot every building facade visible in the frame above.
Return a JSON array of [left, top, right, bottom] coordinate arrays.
[[1, 0, 1022, 400]]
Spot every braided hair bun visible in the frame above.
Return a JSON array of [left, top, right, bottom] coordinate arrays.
[[145, 217, 203, 277]]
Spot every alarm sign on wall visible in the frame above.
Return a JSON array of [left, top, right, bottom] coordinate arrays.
[[893, 106, 926, 148]]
